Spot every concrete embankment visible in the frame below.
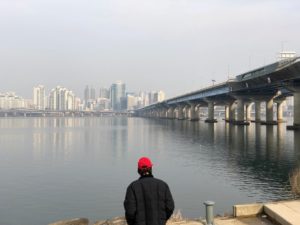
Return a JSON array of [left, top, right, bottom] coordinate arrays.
[[48, 200, 300, 225]]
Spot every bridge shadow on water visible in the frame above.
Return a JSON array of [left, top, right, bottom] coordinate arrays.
[[141, 117, 300, 203]]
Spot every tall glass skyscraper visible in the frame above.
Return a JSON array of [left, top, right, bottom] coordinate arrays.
[[110, 81, 126, 111]]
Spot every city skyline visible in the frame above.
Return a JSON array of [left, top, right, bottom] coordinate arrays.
[[0, 81, 167, 111], [1, 0, 300, 99]]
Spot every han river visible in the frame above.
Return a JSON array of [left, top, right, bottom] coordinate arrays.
[[0, 117, 300, 225]]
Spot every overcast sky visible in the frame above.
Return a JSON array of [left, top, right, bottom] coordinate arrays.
[[0, 0, 299, 99]]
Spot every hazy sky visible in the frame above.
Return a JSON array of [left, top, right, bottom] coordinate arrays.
[[0, 0, 300, 99]]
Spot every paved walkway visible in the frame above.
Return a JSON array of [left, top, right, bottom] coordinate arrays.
[[264, 200, 300, 225], [214, 217, 273, 225]]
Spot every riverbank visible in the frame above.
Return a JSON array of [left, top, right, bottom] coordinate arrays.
[[48, 200, 300, 225]]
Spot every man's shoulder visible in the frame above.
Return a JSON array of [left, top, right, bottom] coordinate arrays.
[[141, 176, 169, 188], [129, 177, 168, 186], [152, 177, 168, 185]]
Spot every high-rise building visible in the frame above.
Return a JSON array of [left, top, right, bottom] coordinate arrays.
[[99, 87, 110, 99], [153, 90, 165, 103], [110, 81, 126, 111], [148, 91, 156, 105], [90, 86, 96, 100], [84, 85, 90, 104], [49, 86, 76, 111], [33, 85, 46, 110], [96, 98, 111, 111], [84, 85, 97, 110], [127, 94, 137, 110]]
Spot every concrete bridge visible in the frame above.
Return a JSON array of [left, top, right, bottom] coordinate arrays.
[[135, 57, 300, 130]]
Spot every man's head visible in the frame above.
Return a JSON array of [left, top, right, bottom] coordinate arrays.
[[137, 157, 153, 176]]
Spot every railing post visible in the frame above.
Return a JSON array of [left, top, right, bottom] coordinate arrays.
[[204, 201, 215, 225]]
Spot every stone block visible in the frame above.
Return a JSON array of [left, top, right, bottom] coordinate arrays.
[[48, 218, 89, 225], [233, 203, 263, 217]]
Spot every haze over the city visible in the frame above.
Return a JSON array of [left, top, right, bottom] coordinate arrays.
[[0, 0, 300, 98]]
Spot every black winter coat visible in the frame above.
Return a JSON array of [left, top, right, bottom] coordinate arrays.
[[124, 175, 175, 225]]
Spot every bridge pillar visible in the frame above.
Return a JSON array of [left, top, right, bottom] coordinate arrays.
[[234, 99, 250, 125], [236, 99, 244, 121], [287, 92, 300, 130], [167, 107, 175, 119], [254, 101, 261, 123], [276, 100, 285, 123], [228, 101, 236, 123], [183, 106, 189, 120], [205, 102, 217, 123], [246, 103, 253, 121], [159, 109, 163, 118], [150, 110, 154, 118], [225, 106, 229, 121], [162, 109, 168, 118], [189, 103, 199, 121], [177, 106, 184, 120], [197, 105, 202, 120], [262, 98, 277, 125], [295, 92, 300, 127]]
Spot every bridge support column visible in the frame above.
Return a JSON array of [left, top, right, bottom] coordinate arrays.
[[163, 109, 168, 118], [254, 101, 261, 123], [189, 103, 199, 121], [158, 110, 162, 118], [184, 106, 189, 120], [228, 101, 236, 123], [152, 110, 156, 118], [287, 92, 300, 130], [177, 106, 184, 120], [277, 101, 285, 123], [225, 106, 229, 122], [205, 102, 217, 123], [168, 107, 175, 119], [262, 98, 277, 125], [234, 99, 250, 125], [246, 103, 252, 121]]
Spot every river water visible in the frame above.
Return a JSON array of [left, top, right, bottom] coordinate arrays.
[[0, 117, 299, 225]]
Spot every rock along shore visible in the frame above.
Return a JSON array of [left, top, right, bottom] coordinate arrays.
[[48, 212, 202, 225]]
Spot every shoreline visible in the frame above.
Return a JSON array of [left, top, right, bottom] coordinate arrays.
[[48, 200, 300, 225]]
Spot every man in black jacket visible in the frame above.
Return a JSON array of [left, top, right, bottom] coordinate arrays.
[[124, 157, 175, 225]]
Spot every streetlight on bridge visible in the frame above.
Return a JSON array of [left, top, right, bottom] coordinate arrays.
[[212, 79, 216, 86]]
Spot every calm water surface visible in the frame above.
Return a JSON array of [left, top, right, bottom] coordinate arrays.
[[0, 117, 300, 225]]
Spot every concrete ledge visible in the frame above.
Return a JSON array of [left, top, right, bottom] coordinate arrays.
[[205, 119, 218, 123], [264, 201, 300, 225], [261, 121, 278, 125], [231, 121, 250, 126], [250, 120, 261, 123], [287, 124, 300, 130], [233, 203, 263, 217]]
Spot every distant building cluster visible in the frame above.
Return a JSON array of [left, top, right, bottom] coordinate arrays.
[[0, 81, 166, 111], [0, 92, 31, 109], [82, 81, 165, 111]]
